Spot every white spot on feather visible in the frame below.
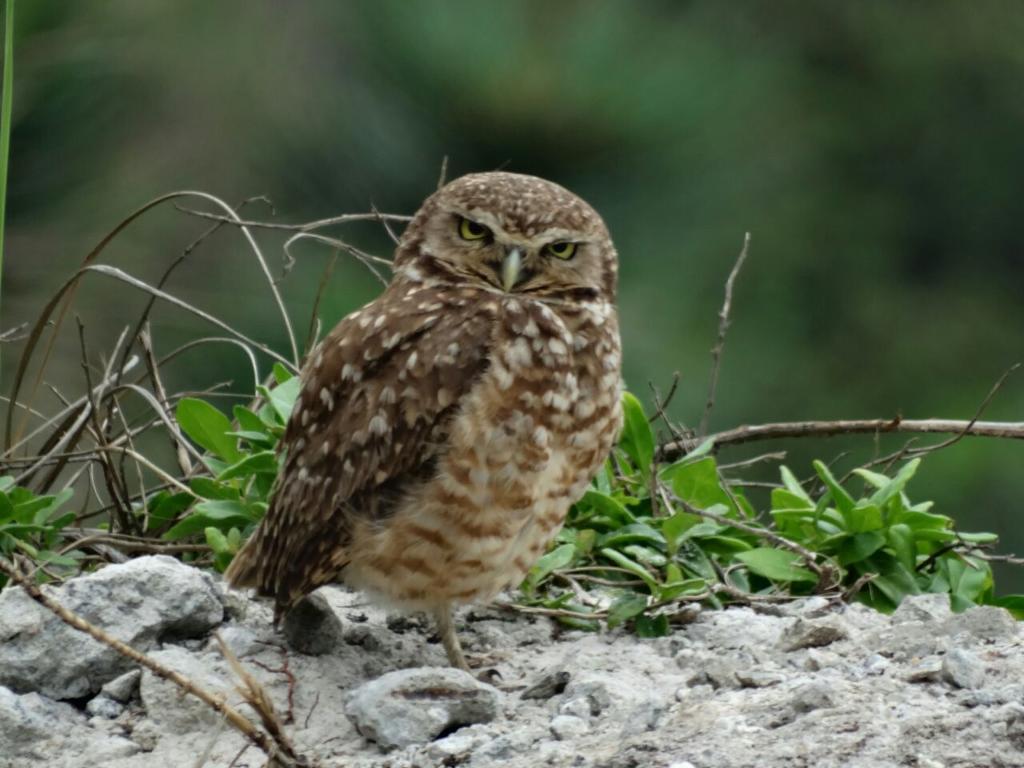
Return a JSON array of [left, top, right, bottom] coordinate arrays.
[[319, 388, 334, 410]]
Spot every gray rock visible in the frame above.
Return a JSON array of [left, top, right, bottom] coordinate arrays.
[[861, 653, 889, 677], [780, 616, 848, 651], [559, 696, 593, 719], [561, 678, 614, 716], [942, 648, 985, 689], [736, 668, 784, 688], [892, 593, 952, 624], [791, 596, 832, 617], [946, 606, 1019, 642], [139, 647, 231, 735], [0, 556, 223, 700], [344, 667, 501, 749], [213, 624, 262, 658], [101, 670, 142, 703], [425, 727, 489, 762], [550, 714, 590, 740], [521, 669, 571, 700], [282, 591, 345, 655], [0, 685, 138, 766], [904, 656, 944, 683], [86, 695, 124, 719], [789, 681, 836, 713]]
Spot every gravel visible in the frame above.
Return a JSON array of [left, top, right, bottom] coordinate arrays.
[[1, 562, 1023, 767]]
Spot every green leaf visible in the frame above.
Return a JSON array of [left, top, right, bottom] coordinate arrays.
[[597, 523, 665, 549], [227, 430, 276, 445], [662, 510, 701, 555], [623, 544, 667, 567], [735, 547, 818, 583], [606, 593, 648, 628], [658, 577, 708, 601], [233, 405, 268, 434], [526, 543, 575, 588], [868, 459, 921, 508], [991, 595, 1024, 619], [176, 398, 242, 463], [847, 503, 883, 533], [618, 392, 654, 477], [886, 523, 916, 570], [261, 376, 302, 425], [870, 557, 922, 607], [812, 460, 855, 514], [579, 490, 637, 525], [666, 457, 733, 512], [852, 467, 891, 489], [634, 614, 670, 638], [599, 547, 659, 593], [204, 526, 230, 554], [218, 451, 279, 481], [771, 488, 814, 512], [779, 466, 813, 504], [947, 556, 990, 605], [272, 362, 294, 385], [837, 531, 886, 565], [190, 477, 241, 501], [165, 499, 263, 540]]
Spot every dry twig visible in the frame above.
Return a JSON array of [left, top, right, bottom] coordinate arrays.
[[699, 232, 751, 437], [0, 557, 305, 767]]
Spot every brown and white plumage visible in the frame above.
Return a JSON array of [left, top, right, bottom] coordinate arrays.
[[226, 172, 623, 668]]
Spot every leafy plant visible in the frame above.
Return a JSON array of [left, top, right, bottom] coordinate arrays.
[[155, 363, 300, 571], [519, 394, 1022, 633], [0, 476, 79, 586]]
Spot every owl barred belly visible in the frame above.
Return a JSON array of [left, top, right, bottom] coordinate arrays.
[[344, 296, 623, 609], [226, 171, 623, 669]]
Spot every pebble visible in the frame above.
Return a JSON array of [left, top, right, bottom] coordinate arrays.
[[780, 617, 848, 651], [904, 656, 944, 683], [282, 591, 345, 655], [101, 670, 141, 703], [85, 695, 123, 719], [344, 667, 501, 749], [942, 648, 985, 689], [550, 714, 590, 740]]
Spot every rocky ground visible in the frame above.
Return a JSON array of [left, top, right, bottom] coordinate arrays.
[[2, 555, 1024, 768]]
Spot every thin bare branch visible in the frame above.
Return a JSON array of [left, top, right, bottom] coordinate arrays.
[[176, 206, 411, 232], [699, 232, 751, 437], [0, 557, 304, 767], [283, 231, 390, 286], [662, 417, 1024, 461]]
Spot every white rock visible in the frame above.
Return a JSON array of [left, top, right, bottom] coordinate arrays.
[[0, 556, 223, 700], [559, 696, 593, 719], [0, 685, 138, 766], [86, 695, 123, 719], [139, 647, 232, 735], [780, 617, 848, 651], [101, 670, 142, 703], [942, 648, 986, 689], [344, 667, 501, 749], [550, 714, 590, 740]]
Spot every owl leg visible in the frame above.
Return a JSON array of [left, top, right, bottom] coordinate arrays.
[[433, 603, 470, 672]]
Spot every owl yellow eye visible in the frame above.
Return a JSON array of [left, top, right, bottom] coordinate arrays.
[[458, 217, 490, 241], [544, 242, 577, 260]]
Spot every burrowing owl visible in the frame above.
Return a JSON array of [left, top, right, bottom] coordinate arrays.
[[226, 172, 623, 669]]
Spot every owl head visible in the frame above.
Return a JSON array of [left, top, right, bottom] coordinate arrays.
[[395, 172, 618, 302]]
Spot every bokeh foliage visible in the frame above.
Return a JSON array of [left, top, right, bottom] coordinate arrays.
[[2, 2, 1023, 582]]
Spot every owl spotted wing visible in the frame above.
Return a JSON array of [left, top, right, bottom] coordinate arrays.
[[225, 284, 494, 614]]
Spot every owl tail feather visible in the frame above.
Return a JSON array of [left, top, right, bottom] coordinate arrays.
[[223, 541, 259, 588]]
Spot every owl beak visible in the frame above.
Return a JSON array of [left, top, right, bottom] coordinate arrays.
[[501, 247, 523, 292]]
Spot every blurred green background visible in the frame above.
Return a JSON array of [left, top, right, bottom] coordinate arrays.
[[2, 3, 1022, 584]]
